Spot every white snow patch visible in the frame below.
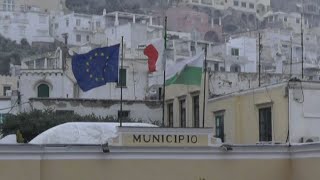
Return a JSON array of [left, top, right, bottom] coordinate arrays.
[[0, 134, 17, 144], [29, 122, 157, 145]]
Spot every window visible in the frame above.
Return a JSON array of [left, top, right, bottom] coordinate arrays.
[[39, 16, 46, 24], [233, 1, 239, 6], [231, 48, 239, 56], [158, 87, 162, 100], [3, 26, 8, 33], [215, 111, 225, 142], [3, 0, 15, 11], [86, 35, 90, 42], [230, 64, 241, 72], [259, 107, 272, 142], [118, 68, 127, 87], [118, 110, 130, 119], [167, 103, 173, 127], [3, 86, 11, 96], [96, 21, 101, 28], [76, 19, 81, 26], [37, 84, 49, 97], [193, 95, 200, 128], [214, 18, 219, 25], [284, 17, 287, 22], [249, 3, 254, 9], [19, 26, 26, 36], [214, 63, 219, 71], [296, 18, 300, 24], [66, 19, 69, 27], [55, 23, 58, 29], [76, 34, 81, 42], [180, 99, 186, 128], [0, 113, 6, 124], [241, 2, 246, 7]]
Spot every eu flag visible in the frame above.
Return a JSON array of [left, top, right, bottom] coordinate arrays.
[[72, 44, 120, 92]]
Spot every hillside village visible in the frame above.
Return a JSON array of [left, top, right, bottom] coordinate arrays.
[[1, 0, 320, 144], [3, 1, 320, 180]]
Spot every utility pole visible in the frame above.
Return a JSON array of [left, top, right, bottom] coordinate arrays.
[[301, 7, 304, 79], [258, 33, 262, 87], [202, 44, 207, 128]]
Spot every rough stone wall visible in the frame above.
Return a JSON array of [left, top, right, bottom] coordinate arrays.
[[208, 72, 290, 96], [30, 98, 162, 125]]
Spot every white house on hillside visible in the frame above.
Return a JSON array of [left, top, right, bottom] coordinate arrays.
[[0, 10, 53, 44]]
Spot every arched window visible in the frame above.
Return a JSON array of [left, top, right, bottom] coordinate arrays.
[[37, 84, 50, 97]]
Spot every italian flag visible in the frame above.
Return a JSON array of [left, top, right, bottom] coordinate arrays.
[[143, 38, 165, 73], [165, 53, 205, 86]]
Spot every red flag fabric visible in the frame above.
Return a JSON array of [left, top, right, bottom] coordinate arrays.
[[144, 44, 159, 72], [144, 39, 164, 73]]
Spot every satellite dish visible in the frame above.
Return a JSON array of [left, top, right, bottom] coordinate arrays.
[[68, 49, 74, 56]]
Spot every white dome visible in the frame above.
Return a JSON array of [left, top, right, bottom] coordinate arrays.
[[29, 122, 157, 145]]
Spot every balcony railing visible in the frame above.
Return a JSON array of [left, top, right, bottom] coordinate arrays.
[[201, 0, 213, 5]]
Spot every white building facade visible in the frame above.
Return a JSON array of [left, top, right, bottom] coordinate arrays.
[[0, 10, 53, 44], [50, 12, 106, 46]]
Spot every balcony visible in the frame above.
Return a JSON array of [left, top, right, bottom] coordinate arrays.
[[32, 36, 54, 43], [73, 26, 93, 32], [201, 0, 213, 5]]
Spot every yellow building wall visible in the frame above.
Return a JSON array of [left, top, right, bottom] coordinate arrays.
[[0, 159, 291, 180], [207, 85, 289, 144], [5, 154, 320, 180], [0, 160, 40, 180], [291, 158, 320, 180], [165, 73, 210, 128]]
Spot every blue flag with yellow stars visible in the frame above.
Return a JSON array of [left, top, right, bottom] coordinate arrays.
[[72, 44, 120, 92]]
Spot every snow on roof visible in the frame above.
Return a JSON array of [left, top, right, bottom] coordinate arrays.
[[0, 134, 17, 144], [29, 122, 157, 145]]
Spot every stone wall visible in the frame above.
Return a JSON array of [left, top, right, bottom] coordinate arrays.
[[208, 72, 290, 96], [30, 98, 162, 125]]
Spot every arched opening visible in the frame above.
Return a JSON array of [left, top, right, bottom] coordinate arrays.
[[241, 13, 247, 23], [203, 7, 212, 16], [248, 14, 255, 22], [230, 64, 241, 73], [192, 6, 199, 12], [37, 84, 50, 97], [214, 10, 222, 17], [204, 31, 219, 42]]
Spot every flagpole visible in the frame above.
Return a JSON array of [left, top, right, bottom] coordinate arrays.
[[162, 16, 167, 127], [202, 44, 207, 128], [120, 36, 124, 127], [301, 6, 304, 79]]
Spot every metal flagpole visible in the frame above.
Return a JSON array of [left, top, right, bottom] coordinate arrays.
[[120, 36, 124, 127], [202, 45, 207, 128], [290, 36, 293, 78], [162, 16, 167, 127], [301, 7, 304, 79]]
